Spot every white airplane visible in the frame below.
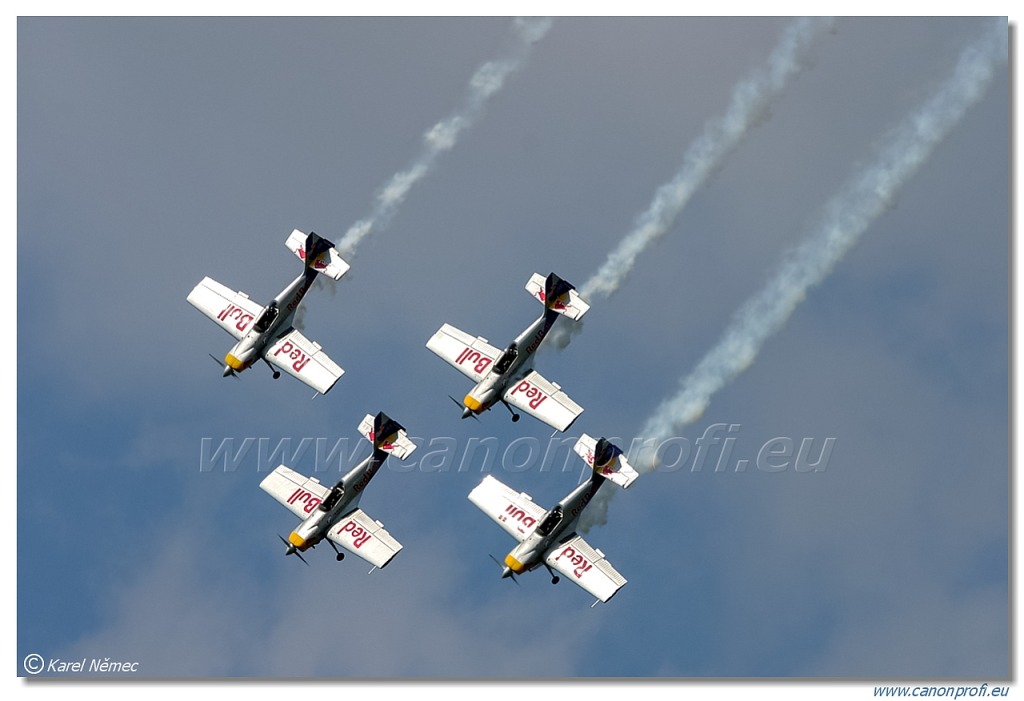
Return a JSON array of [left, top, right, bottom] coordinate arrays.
[[426, 272, 590, 432], [187, 229, 349, 395], [468, 433, 639, 604], [259, 411, 416, 569]]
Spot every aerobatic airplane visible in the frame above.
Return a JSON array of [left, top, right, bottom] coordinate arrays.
[[187, 229, 349, 394], [426, 272, 590, 431], [468, 433, 639, 603], [259, 412, 416, 569]]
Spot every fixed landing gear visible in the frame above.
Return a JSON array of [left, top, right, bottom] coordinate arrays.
[[543, 564, 560, 585], [328, 540, 345, 562], [262, 358, 281, 379], [501, 401, 520, 423]]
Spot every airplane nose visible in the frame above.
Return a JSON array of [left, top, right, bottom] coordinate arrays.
[[461, 407, 474, 420], [501, 567, 514, 579], [223, 365, 235, 377]]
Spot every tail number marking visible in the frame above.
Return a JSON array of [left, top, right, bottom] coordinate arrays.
[[287, 488, 322, 514], [554, 545, 593, 579], [456, 347, 492, 376], [274, 341, 312, 373], [337, 520, 372, 549], [510, 380, 548, 410]]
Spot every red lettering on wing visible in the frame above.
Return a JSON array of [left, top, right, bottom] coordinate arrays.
[[338, 520, 372, 549], [555, 545, 593, 579], [286, 487, 322, 514], [455, 346, 492, 375], [511, 380, 548, 410], [499, 503, 536, 532], [274, 340, 312, 373], [218, 304, 254, 333]]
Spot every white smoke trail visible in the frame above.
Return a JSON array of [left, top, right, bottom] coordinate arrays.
[[336, 17, 553, 260], [547, 17, 833, 350], [579, 18, 1007, 531], [638, 17, 1006, 454]]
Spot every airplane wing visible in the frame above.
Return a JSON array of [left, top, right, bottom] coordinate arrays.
[[425, 323, 503, 383], [544, 534, 627, 603], [327, 508, 403, 569], [468, 475, 547, 543], [263, 328, 345, 394], [186, 276, 264, 341], [502, 370, 584, 432], [259, 465, 331, 520]]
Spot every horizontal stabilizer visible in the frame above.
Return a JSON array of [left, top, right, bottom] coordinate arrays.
[[358, 412, 416, 460], [285, 229, 350, 281], [525, 272, 590, 321], [573, 434, 639, 489]]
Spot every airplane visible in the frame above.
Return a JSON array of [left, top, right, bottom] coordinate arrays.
[[426, 272, 590, 432], [258, 411, 416, 569], [186, 229, 349, 395], [468, 433, 639, 604]]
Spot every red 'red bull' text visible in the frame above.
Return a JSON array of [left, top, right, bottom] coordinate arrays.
[[336, 520, 372, 549], [499, 504, 537, 532], [510, 380, 548, 410], [456, 347, 493, 376], [218, 304, 254, 333], [554, 545, 593, 579], [274, 341, 311, 373], [287, 488, 322, 514]]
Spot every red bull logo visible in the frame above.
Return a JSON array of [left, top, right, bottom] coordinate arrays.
[[297, 248, 328, 270], [273, 341, 312, 373], [509, 380, 548, 410], [368, 431, 395, 453], [554, 545, 593, 579], [537, 290, 567, 311], [455, 347, 492, 376], [217, 304, 254, 333], [287, 488, 322, 514], [336, 520, 372, 549]]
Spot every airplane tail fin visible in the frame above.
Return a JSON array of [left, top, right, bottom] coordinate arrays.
[[285, 229, 351, 281], [573, 434, 639, 489], [358, 412, 417, 460], [525, 272, 590, 321]]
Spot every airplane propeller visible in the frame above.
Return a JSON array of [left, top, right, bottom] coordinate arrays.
[[489, 554, 518, 585], [208, 353, 239, 379], [277, 534, 309, 566], [449, 395, 480, 422]]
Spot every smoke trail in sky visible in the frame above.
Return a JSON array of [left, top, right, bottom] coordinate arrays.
[[546, 17, 833, 350], [336, 18, 553, 260], [638, 18, 1006, 454], [579, 17, 1006, 531]]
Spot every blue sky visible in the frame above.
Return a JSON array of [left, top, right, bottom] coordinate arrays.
[[16, 16, 1009, 681]]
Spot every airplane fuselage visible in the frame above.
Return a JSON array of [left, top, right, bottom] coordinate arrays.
[[502, 474, 607, 577], [223, 268, 317, 375], [463, 308, 561, 416], [286, 447, 388, 552]]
